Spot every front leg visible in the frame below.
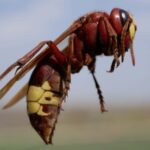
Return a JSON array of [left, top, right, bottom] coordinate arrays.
[[98, 16, 120, 72]]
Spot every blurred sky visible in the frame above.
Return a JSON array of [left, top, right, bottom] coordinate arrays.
[[0, 0, 150, 109]]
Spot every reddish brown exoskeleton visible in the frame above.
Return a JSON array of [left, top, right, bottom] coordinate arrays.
[[0, 8, 137, 144]]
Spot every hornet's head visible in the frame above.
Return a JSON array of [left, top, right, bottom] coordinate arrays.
[[110, 8, 137, 66]]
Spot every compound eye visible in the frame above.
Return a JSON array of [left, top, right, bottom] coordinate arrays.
[[120, 9, 129, 26], [110, 8, 129, 35]]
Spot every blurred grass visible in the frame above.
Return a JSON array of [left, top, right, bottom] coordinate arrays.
[[0, 105, 150, 150]]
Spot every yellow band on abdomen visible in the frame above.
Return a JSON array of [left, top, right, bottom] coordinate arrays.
[[27, 81, 60, 116]]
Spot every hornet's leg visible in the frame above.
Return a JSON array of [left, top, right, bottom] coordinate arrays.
[[91, 72, 108, 113], [0, 41, 67, 99], [62, 34, 76, 98], [1, 42, 69, 109], [0, 20, 83, 80], [0, 41, 50, 80], [87, 59, 107, 113], [0, 19, 83, 99], [61, 33, 84, 98], [0, 40, 67, 80], [98, 16, 120, 72]]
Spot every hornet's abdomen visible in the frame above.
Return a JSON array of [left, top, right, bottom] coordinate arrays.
[[27, 61, 66, 144]]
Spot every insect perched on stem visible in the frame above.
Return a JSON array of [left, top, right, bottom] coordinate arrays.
[[0, 8, 137, 144]]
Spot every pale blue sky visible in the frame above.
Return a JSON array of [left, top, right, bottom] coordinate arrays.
[[0, 0, 150, 109]]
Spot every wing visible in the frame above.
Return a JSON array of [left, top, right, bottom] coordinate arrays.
[[0, 21, 82, 99], [2, 83, 28, 109]]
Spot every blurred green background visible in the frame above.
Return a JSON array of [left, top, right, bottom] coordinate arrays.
[[0, 105, 150, 150]]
